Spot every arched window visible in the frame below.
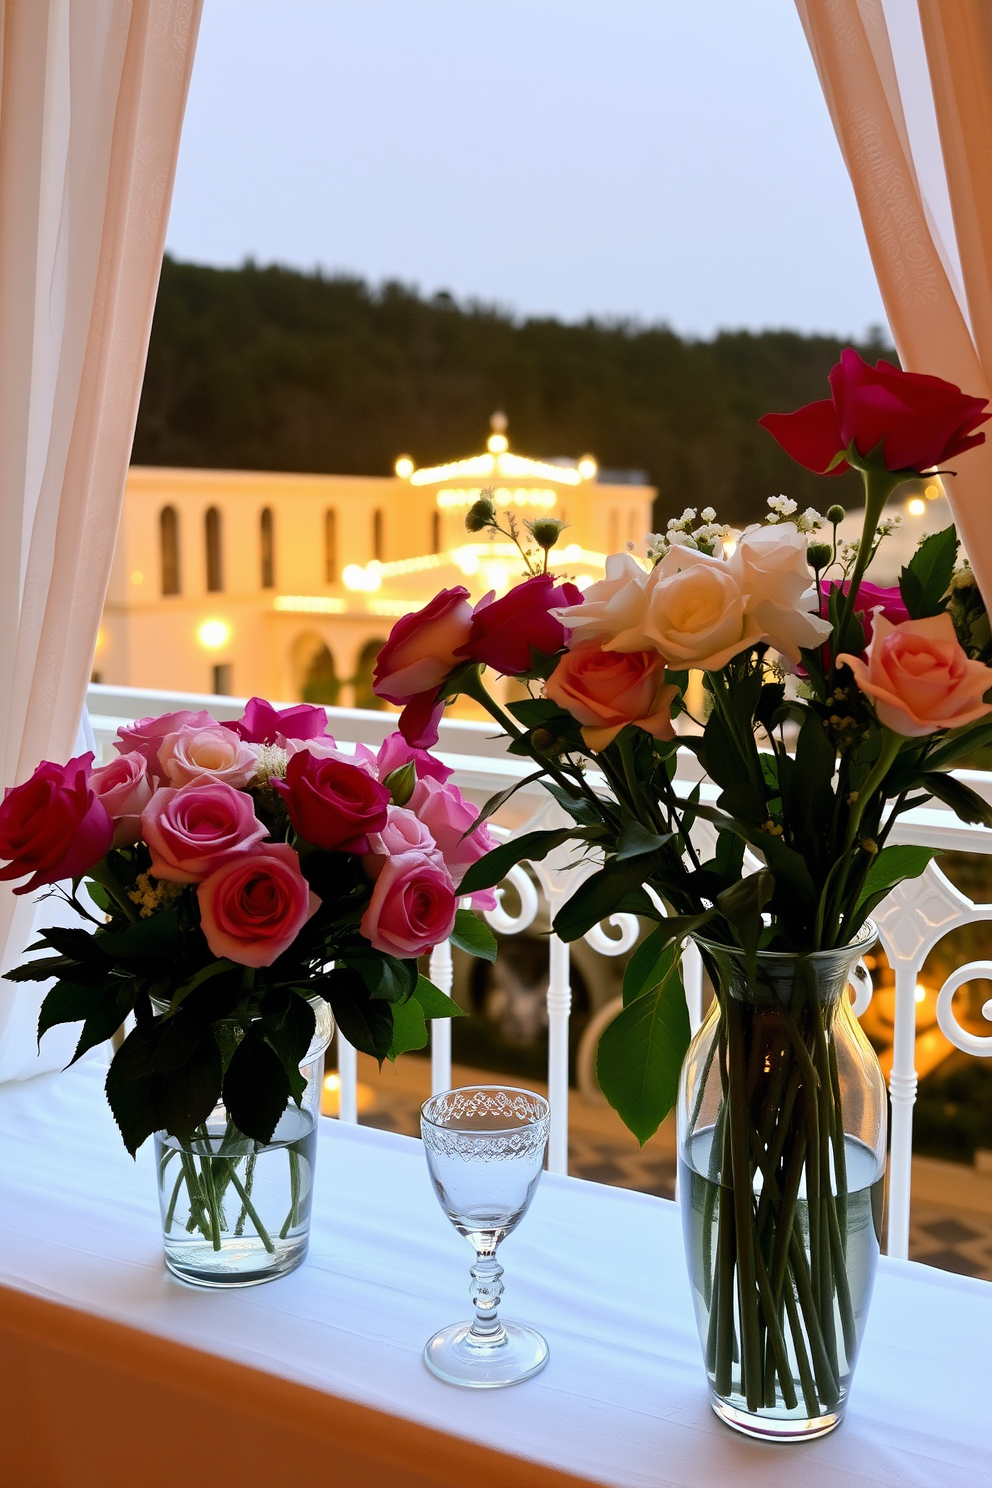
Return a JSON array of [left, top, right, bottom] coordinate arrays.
[[260, 507, 275, 588], [325, 509, 337, 582], [372, 508, 384, 562], [432, 509, 442, 554], [205, 507, 223, 592], [160, 506, 180, 595]]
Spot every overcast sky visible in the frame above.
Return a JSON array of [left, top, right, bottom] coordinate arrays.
[[165, 0, 889, 340]]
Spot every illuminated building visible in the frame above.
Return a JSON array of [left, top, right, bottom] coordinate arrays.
[[97, 416, 655, 706]]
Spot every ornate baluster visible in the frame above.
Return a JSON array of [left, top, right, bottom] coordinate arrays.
[[429, 937, 454, 1095], [547, 933, 572, 1175]]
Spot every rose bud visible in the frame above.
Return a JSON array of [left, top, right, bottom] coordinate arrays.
[[465, 573, 583, 675]]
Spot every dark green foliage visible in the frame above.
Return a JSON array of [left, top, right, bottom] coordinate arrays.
[[596, 936, 691, 1144], [134, 258, 879, 528], [898, 526, 959, 619]]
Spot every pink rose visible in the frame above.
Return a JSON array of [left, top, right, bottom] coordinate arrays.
[[374, 587, 474, 753], [376, 731, 453, 785], [838, 612, 992, 737], [282, 734, 378, 774], [141, 783, 268, 883], [465, 574, 584, 675], [89, 752, 153, 847], [408, 776, 499, 911], [545, 643, 679, 752], [0, 753, 113, 895], [158, 725, 258, 789], [820, 580, 910, 654], [359, 850, 457, 958], [373, 587, 474, 704], [272, 750, 390, 852], [223, 696, 329, 745], [377, 805, 442, 859], [114, 710, 217, 777], [198, 843, 319, 968]]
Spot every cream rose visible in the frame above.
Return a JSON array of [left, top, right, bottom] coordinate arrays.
[[838, 612, 992, 737], [555, 552, 649, 647], [158, 725, 258, 789], [607, 548, 763, 670], [730, 526, 832, 665]]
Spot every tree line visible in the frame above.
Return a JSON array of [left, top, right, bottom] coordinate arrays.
[[134, 256, 887, 528]]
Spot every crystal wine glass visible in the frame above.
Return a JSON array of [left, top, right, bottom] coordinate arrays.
[[421, 1085, 551, 1388]]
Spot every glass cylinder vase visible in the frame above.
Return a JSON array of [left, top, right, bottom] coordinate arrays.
[[154, 999, 334, 1288], [678, 922, 885, 1441]]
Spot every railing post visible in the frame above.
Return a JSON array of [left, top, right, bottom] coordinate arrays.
[[429, 937, 454, 1095], [547, 933, 571, 1175], [336, 1027, 358, 1124], [887, 962, 919, 1259]]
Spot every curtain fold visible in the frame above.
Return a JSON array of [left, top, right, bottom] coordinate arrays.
[[0, 0, 202, 1078], [795, 0, 992, 605]]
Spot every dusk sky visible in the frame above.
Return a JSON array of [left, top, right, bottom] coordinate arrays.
[[166, 0, 889, 339]]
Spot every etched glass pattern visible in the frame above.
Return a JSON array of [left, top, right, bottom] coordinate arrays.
[[421, 1085, 551, 1388]]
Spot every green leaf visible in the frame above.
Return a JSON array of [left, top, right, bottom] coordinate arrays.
[[37, 980, 108, 1041], [95, 910, 181, 961], [342, 945, 418, 1003], [69, 985, 138, 1067], [164, 958, 238, 1016], [470, 770, 548, 832], [449, 908, 497, 962], [325, 967, 393, 1059], [899, 525, 958, 619], [385, 996, 428, 1060], [554, 857, 667, 943], [507, 697, 567, 728], [923, 717, 992, 773], [41, 926, 110, 965], [457, 829, 574, 895], [716, 870, 775, 971], [622, 917, 715, 1008], [411, 974, 464, 1020], [260, 990, 317, 1102], [615, 823, 675, 862], [383, 760, 416, 806], [222, 1026, 289, 1145], [920, 772, 992, 828], [860, 844, 936, 903], [105, 1025, 161, 1156], [7, 954, 81, 983], [596, 944, 691, 1144]]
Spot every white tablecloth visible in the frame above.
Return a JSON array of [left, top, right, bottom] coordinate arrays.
[[1, 1060, 989, 1488]]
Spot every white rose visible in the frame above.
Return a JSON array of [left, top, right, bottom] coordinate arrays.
[[611, 547, 764, 670], [730, 526, 832, 666], [554, 551, 649, 646]]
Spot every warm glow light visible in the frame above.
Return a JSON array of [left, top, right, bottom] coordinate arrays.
[[197, 618, 231, 650], [273, 595, 347, 614], [574, 574, 596, 591], [369, 599, 421, 617], [578, 455, 598, 481], [924, 482, 942, 500], [411, 450, 581, 487], [94, 628, 107, 654], [487, 432, 509, 453], [130, 570, 144, 585], [908, 497, 927, 516], [343, 563, 382, 592], [394, 455, 414, 479], [437, 485, 557, 511], [321, 1071, 376, 1117], [915, 983, 927, 1003]]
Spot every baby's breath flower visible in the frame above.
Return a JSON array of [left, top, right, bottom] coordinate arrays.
[[250, 744, 288, 785], [701, 506, 716, 522], [768, 495, 798, 516], [128, 872, 183, 920]]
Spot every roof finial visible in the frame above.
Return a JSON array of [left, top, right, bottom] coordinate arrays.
[[488, 410, 509, 454]]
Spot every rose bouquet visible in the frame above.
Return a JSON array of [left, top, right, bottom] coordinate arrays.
[[1, 697, 496, 1283], [373, 350, 992, 1435]]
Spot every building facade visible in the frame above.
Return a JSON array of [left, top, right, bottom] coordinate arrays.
[[97, 421, 655, 706]]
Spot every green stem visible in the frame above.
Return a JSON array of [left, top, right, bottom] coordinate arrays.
[[841, 729, 903, 857], [224, 1161, 276, 1253], [833, 464, 905, 657]]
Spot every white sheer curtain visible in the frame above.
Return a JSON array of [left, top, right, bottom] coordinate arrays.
[[795, 0, 992, 604], [0, 0, 202, 1079]]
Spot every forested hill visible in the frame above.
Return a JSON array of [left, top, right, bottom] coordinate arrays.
[[134, 256, 887, 527]]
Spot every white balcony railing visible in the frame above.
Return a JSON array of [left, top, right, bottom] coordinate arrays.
[[86, 683, 992, 1259]]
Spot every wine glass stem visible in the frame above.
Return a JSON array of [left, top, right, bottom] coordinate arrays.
[[469, 1251, 506, 1343]]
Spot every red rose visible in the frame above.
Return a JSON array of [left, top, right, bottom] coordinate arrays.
[[197, 843, 319, 968], [0, 753, 113, 895], [272, 750, 390, 852], [373, 587, 474, 704], [222, 696, 329, 745], [759, 348, 989, 475], [465, 574, 584, 675]]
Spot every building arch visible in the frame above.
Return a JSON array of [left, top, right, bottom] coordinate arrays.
[[372, 508, 384, 562], [354, 637, 386, 710], [205, 506, 223, 592], [159, 506, 180, 595], [291, 630, 340, 706], [260, 507, 275, 588]]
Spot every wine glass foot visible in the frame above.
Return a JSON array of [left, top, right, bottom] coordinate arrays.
[[423, 1320, 549, 1388]]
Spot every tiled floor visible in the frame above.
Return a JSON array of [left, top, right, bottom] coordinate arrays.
[[361, 1082, 992, 1282]]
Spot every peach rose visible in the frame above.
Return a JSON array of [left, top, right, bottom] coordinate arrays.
[[158, 725, 258, 789], [545, 643, 679, 751], [837, 612, 992, 737], [611, 547, 764, 669]]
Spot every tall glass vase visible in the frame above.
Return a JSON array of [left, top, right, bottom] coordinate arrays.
[[678, 923, 885, 1441], [154, 999, 334, 1288]]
